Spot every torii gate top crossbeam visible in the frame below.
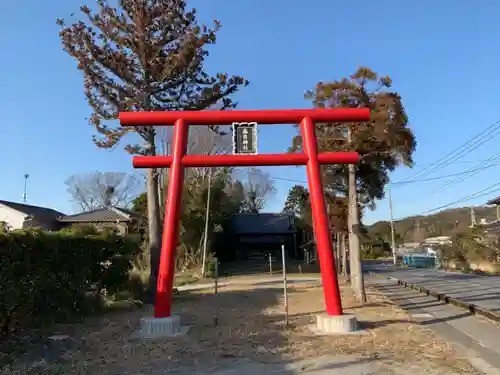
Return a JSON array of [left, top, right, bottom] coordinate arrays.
[[119, 108, 370, 126]]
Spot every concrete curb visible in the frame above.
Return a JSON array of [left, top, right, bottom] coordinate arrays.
[[368, 271, 500, 323]]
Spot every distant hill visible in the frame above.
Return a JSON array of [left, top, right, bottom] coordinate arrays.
[[367, 206, 497, 242]]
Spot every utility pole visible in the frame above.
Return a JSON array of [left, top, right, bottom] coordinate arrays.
[[388, 184, 397, 265], [201, 168, 213, 278], [347, 126, 366, 302], [414, 219, 423, 242], [326, 198, 338, 274], [158, 139, 170, 218], [22, 173, 29, 203], [470, 207, 476, 228], [341, 232, 348, 280]]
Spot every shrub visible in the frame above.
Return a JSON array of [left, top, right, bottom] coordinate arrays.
[[362, 244, 390, 259], [205, 253, 218, 277], [0, 229, 139, 336]]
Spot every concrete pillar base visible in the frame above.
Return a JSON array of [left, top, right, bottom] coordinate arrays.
[[136, 315, 188, 339], [313, 314, 359, 334]]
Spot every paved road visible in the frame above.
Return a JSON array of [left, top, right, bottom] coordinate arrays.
[[365, 262, 500, 313], [365, 275, 500, 374]]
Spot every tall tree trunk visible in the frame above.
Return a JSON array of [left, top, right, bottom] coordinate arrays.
[[341, 232, 349, 280], [347, 126, 367, 302], [158, 170, 165, 218], [146, 144, 162, 304], [335, 232, 341, 274], [158, 139, 169, 219], [333, 232, 339, 274]]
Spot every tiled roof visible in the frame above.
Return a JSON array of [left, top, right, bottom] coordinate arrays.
[[0, 200, 65, 220], [58, 207, 132, 223], [230, 213, 296, 234], [487, 196, 500, 205]]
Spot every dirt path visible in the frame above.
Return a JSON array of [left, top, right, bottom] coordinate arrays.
[[1, 281, 481, 375]]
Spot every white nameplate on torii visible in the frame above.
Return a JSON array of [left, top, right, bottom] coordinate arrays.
[[232, 122, 258, 155]]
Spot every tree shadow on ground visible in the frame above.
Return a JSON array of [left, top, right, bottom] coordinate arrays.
[[358, 320, 410, 329], [368, 280, 480, 326], [399, 301, 446, 310], [416, 286, 487, 294], [170, 285, 399, 373], [453, 293, 500, 303], [2, 283, 394, 375], [348, 302, 391, 309], [0, 296, 143, 370], [417, 312, 473, 325], [368, 265, 494, 283], [370, 275, 500, 314], [218, 259, 321, 278]]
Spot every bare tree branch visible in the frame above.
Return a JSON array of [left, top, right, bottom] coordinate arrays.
[[156, 125, 232, 189], [235, 168, 276, 213], [66, 171, 142, 212]]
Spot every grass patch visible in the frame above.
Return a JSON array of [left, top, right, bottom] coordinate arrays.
[[104, 298, 143, 313], [174, 272, 200, 286], [174, 270, 215, 286]]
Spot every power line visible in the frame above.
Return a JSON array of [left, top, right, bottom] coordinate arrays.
[[391, 160, 500, 185], [399, 119, 500, 182], [394, 181, 500, 221], [270, 175, 307, 184], [265, 156, 500, 222], [236, 119, 500, 190], [272, 169, 500, 224], [423, 153, 500, 196], [422, 183, 500, 215], [267, 156, 500, 189], [394, 119, 500, 184], [410, 159, 500, 167], [269, 159, 500, 187], [260, 119, 500, 226], [267, 162, 500, 225]]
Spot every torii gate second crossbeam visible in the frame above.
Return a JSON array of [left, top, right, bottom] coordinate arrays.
[[120, 108, 370, 319]]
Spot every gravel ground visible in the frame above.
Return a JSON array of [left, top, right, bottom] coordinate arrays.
[[0, 281, 482, 375]]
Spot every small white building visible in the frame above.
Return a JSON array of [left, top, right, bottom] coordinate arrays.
[[402, 242, 421, 249], [423, 236, 452, 246], [0, 200, 64, 231], [0, 200, 133, 234]]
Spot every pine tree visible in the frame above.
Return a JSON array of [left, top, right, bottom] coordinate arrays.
[[291, 67, 416, 301], [57, 0, 248, 300]]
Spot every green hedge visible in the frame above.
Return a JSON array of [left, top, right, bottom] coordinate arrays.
[[0, 229, 139, 336]]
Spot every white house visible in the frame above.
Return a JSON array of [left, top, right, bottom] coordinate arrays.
[[0, 200, 135, 234], [0, 200, 65, 231], [423, 236, 452, 246]]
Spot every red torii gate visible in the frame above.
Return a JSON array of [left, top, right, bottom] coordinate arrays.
[[120, 108, 369, 319]]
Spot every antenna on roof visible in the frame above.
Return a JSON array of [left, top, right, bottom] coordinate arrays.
[[22, 173, 29, 203]]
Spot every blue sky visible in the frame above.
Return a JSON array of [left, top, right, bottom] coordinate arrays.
[[2, 1, 500, 224]]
